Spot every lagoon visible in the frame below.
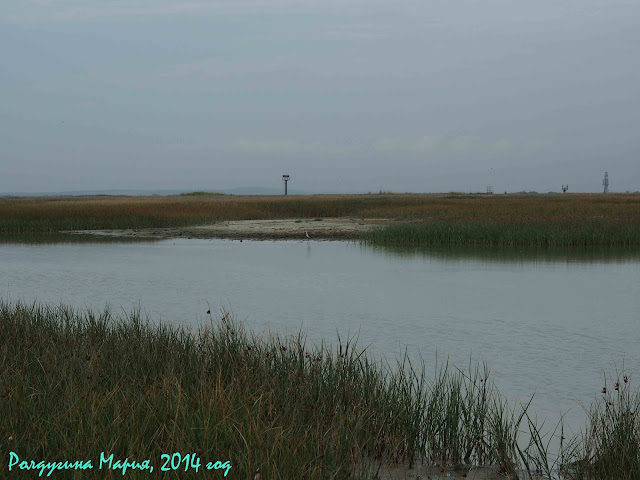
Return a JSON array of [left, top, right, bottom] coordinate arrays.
[[2, 238, 639, 435]]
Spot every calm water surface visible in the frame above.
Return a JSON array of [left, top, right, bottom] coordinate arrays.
[[2, 239, 639, 433]]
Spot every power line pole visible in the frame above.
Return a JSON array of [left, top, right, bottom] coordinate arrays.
[[603, 172, 609, 193], [282, 175, 290, 195]]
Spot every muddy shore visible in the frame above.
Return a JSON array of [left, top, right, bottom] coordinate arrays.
[[63, 218, 392, 240]]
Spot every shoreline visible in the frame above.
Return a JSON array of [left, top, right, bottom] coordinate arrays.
[[0, 300, 566, 480], [5, 299, 635, 479], [4, 193, 639, 247], [62, 217, 392, 241]]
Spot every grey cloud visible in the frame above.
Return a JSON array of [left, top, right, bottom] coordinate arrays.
[[1, 0, 407, 24], [162, 56, 299, 79], [2, 0, 639, 193], [372, 136, 513, 155], [228, 136, 513, 157], [324, 23, 394, 41], [230, 140, 300, 154]]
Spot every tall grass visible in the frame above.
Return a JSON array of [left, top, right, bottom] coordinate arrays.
[[363, 218, 640, 247], [1, 193, 639, 246], [2, 301, 638, 478], [559, 376, 640, 479], [0, 301, 530, 478], [0, 194, 406, 234]]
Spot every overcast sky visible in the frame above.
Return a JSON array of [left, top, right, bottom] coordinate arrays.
[[1, 0, 639, 194]]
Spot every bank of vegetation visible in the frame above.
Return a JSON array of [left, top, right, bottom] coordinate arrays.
[[1, 301, 638, 479], [362, 218, 640, 247], [1, 193, 639, 247]]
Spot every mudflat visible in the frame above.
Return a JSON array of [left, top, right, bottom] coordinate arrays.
[[63, 217, 392, 240]]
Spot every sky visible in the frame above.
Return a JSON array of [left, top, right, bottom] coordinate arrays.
[[1, 0, 639, 194]]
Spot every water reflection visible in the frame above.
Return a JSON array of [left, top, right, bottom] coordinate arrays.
[[4, 233, 640, 264], [367, 243, 640, 264], [0, 233, 160, 245]]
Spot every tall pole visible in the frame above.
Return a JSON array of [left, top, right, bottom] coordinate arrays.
[[603, 172, 609, 193], [282, 175, 290, 195]]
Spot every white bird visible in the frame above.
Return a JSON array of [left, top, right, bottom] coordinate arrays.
[[305, 231, 310, 238]]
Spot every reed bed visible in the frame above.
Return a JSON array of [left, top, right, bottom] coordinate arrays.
[[362, 218, 640, 247], [0, 194, 407, 234], [1, 193, 639, 247], [2, 301, 638, 479], [0, 301, 528, 478]]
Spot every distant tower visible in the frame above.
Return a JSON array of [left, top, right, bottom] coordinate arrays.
[[603, 172, 609, 193], [282, 174, 290, 195]]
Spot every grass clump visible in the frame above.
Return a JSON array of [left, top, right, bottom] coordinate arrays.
[[515, 374, 640, 480], [558, 376, 640, 479], [1, 301, 532, 479], [1, 300, 638, 478]]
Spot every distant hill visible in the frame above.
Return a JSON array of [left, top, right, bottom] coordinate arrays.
[[1, 187, 314, 197], [1, 189, 185, 197]]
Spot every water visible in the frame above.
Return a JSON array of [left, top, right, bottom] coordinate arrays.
[[2, 238, 639, 436]]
